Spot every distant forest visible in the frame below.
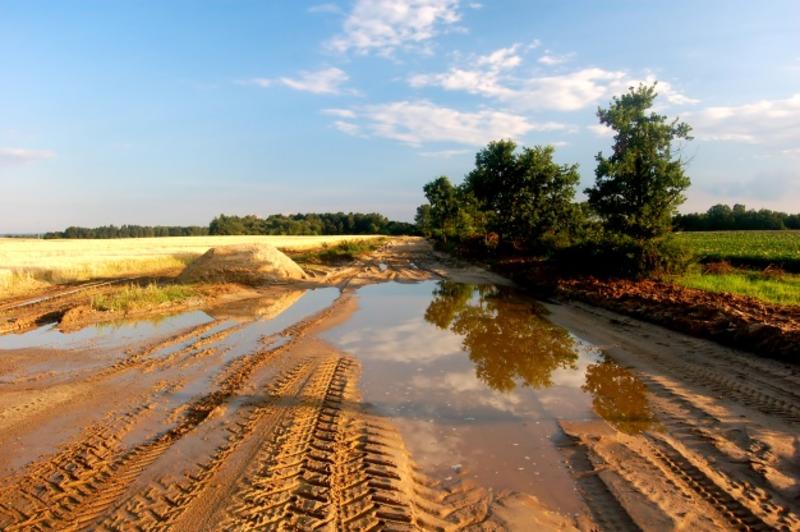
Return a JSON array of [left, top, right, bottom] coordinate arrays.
[[673, 204, 800, 231], [42, 212, 418, 239]]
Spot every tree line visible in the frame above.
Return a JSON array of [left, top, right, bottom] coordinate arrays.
[[42, 212, 417, 239], [44, 225, 210, 239], [208, 212, 416, 236], [416, 83, 693, 277], [674, 204, 800, 231]]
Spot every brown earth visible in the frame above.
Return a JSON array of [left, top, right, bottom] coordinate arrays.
[[0, 237, 798, 530], [558, 277, 800, 361], [178, 243, 308, 284]]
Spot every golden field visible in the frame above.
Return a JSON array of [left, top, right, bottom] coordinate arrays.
[[0, 235, 381, 298]]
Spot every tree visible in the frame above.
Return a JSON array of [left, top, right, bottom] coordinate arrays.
[[464, 140, 581, 250], [423, 176, 460, 243], [586, 83, 692, 241]]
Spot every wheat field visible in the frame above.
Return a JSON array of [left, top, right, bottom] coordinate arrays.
[[0, 235, 381, 297]]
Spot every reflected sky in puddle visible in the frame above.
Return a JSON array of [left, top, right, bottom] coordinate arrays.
[[0, 288, 341, 354], [0, 311, 214, 351], [325, 280, 643, 514]]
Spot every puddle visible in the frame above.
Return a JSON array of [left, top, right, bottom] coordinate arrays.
[[0, 311, 214, 351], [325, 280, 651, 514]]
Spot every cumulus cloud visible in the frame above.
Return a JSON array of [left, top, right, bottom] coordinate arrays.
[[409, 47, 698, 112], [537, 51, 574, 66], [690, 93, 800, 146], [0, 147, 55, 165], [334, 100, 565, 146], [245, 67, 349, 94], [327, 0, 462, 56]]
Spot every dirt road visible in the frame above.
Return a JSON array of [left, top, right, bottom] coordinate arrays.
[[0, 238, 797, 530]]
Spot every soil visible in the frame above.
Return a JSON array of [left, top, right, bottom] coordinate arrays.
[[0, 237, 798, 530], [557, 277, 800, 361]]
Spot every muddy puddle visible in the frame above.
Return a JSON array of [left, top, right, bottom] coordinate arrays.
[[0, 310, 214, 351], [325, 280, 652, 515]]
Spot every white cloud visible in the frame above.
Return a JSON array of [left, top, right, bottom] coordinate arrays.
[[352, 100, 565, 146], [322, 108, 357, 118], [327, 0, 462, 56], [0, 147, 55, 165], [408, 68, 514, 98], [587, 124, 614, 137], [408, 44, 698, 112], [245, 67, 349, 94], [332, 120, 363, 136], [279, 67, 349, 94], [537, 51, 573, 66], [517, 68, 628, 111], [475, 44, 522, 71], [690, 93, 800, 146]]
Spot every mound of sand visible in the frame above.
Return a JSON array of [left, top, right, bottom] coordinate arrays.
[[178, 244, 306, 285]]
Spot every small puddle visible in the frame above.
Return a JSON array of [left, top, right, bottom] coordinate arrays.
[[0, 311, 214, 351], [325, 280, 652, 514]]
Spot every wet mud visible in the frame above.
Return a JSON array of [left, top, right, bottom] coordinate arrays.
[[0, 238, 797, 530]]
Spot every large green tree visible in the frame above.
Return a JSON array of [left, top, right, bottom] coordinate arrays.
[[586, 84, 692, 241], [464, 140, 581, 250]]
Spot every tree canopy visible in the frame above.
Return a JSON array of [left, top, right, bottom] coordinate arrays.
[[586, 83, 692, 241]]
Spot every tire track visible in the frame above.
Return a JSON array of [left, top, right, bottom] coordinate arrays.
[[557, 433, 642, 532], [644, 435, 775, 531]]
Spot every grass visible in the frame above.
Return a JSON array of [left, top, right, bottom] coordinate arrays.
[[675, 230, 800, 271], [91, 283, 197, 312], [0, 234, 383, 300], [675, 269, 800, 306], [291, 238, 388, 264]]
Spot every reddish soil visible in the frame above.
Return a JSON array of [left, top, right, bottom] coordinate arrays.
[[557, 277, 800, 361]]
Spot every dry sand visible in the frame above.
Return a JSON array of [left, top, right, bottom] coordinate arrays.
[[0, 238, 797, 530]]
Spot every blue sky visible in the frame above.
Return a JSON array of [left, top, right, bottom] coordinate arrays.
[[1, 0, 799, 232]]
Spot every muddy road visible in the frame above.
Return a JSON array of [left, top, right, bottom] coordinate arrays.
[[0, 239, 797, 530]]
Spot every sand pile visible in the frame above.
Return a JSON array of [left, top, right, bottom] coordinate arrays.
[[178, 244, 306, 285]]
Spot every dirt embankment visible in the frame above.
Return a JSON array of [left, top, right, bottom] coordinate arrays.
[[558, 277, 800, 361]]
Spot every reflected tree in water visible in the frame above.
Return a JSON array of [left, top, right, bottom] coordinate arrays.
[[424, 281, 578, 392], [582, 357, 656, 433]]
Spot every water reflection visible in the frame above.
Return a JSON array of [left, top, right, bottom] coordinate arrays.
[[582, 357, 656, 434], [424, 281, 579, 392]]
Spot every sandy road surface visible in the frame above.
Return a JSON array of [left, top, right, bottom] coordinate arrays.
[[0, 238, 797, 530]]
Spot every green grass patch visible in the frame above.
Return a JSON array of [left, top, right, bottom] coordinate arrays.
[[291, 238, 387, 264], [675, 269, 800, 306], [674, 230, 800, 271], [91, 283, 197, 312]]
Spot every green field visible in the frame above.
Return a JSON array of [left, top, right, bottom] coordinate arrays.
[[675, 230, 800, 270], [676, 270, 800, 306], [672, 231, 800, 306]]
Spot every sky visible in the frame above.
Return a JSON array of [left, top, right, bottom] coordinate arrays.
[[1, 0, 799, 232]]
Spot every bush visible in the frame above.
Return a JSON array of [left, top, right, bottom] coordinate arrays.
[[556, 236, 691, 279]]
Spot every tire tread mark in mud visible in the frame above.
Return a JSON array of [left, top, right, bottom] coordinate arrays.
[[645, 435, 776, 531], [0, 317, 314, 531], [96, 359, 317, 530], [620, 334, 800, 426], [639, 374, 800, 530], [559, 434, 642, 532]]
